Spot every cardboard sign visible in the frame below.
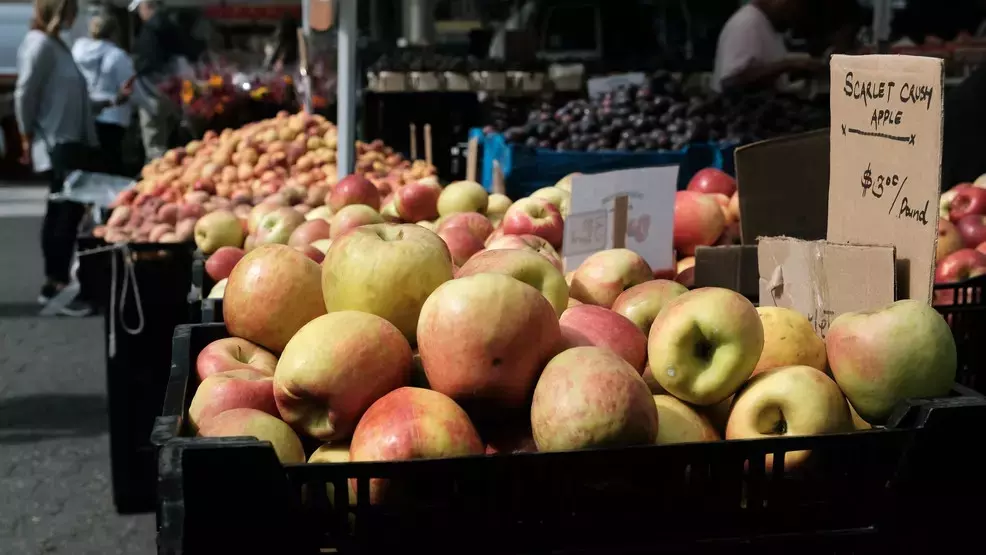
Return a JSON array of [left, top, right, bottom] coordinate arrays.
[[564, 167, 678, 272], [734, 129, 830, 244], [694, 245, 759, 302], [828, 55, 944, 303], [758, 237, 896, 339]]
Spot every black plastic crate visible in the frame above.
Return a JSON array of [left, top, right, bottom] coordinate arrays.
[[933, 275, 986, 393], [188, 254, 223, 324], [77, 236, 195, 514], [152, 323, 986, 554]]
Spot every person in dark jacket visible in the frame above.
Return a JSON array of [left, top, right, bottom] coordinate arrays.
[[128, 0, 204, 160]]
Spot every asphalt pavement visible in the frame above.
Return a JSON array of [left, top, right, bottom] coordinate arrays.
[[0, 184, 156, 554]]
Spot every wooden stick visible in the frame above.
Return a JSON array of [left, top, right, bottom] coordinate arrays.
[[424, 123, 433, 166], [409, 123, 418, 160], [492, 160, 506, 195], [466, 136, 478, 183], [612, 195, 629, 249]]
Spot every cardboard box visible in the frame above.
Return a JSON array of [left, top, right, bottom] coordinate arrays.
[[694, 245, 759, 301]]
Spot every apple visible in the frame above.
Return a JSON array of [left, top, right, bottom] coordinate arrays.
[[379, 197, 401, 222], [559, 305, 647, 373], [329, 204, 384, 239], [501, 197, 564, 249], [395, 182, 441, 222], [826, 300, 956, 424], [323, 224, 454, 342], [196, 337, 277, 380], [726, 365, 852, 470], [710, 193, 735, 225], [485, 425, 538, 455], [294, 244, 325, 263], [611, 279, 689, 336], [188, 368, 278, 431], [728, 191, 740, 223], [437, 212, 494, 242], [652, 395, 720, 445], [937, 219, 965, 262], [198, 408, 306, 464], [208, 279, 227, 299], [979, 242, 986, 255], [416, 220, 437, 232], [437, 180, 488, 216], [939, 185, 968, 220], [255, 207, 306, 246], [205, 246, 245, 282], [956, 214, 986, 247], [287, 219, 332, 248], [438, 227, 485, 266], [308, 443, 356, 506], [687, 168, 737, 197], [306, 205, 334, 224], [455, 248, 569, 316], [935, 248, 986, 283], [194, 210, 245, 254], [674, 191, 726, 256], [648, 288, 764, 406], [485, 193, 513, 217], [754, 307, 826, 375], [418, 274, 561, 416], [553, 172, 579, 193], [275, 311, 412, 441], [485, 234, 563, 271], [949, 186, 986, 221], [310, 238, 333, 254], [224, 244, 326, 353], [531, 346, 658, 452], [675, 256, 695, 287], [570, 248, 653, 308], [247, 202, 281, 235], [349, 387, 484, 504], [531, 186, 571, 217], [149, 223, 174, 243]]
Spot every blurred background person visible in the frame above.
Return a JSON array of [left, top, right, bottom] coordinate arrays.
[[16, 0, 99, 315], [72, 8, 134, 176], [129, 0, 204, 161], [712, 0, 825, 92]]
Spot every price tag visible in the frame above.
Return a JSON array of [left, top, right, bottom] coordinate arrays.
[[563, 166, 677, 272], [828, 55, 943, 303]]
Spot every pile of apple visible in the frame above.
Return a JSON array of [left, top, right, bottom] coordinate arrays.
[[187, 195, 955, 502], [93, 111, 437, 244], [674, 168, 742, 285], [936, 177, 986, 296]]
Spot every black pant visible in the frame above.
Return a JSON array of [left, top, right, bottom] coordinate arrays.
[[96, 122, 127, 176], [41, 143, 101, 284]]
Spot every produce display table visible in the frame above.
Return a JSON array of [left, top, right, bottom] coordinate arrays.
[[151, 322, 986, 555]]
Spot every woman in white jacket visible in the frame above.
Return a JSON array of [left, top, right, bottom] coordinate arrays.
[[72, 10, 134, 176]]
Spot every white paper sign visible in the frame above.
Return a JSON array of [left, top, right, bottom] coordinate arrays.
[[564, 166, 678, 272], [587, 72, 647, 98]]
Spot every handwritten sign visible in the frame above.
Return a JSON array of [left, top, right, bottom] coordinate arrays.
[[829, 55, 943, 303], [757, 237, 896, 339], [563, 166, 677, 272]]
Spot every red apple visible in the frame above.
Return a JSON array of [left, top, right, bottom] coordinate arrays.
[[710, 193, 735, 225], [687, 168, 737, 197], [674, 191, 726, 256], [294, 244, 325, 263], [417, 273, 562, 417], [937, 219, 964, 263], [558, 305, 648, 373], [205, 247, 246, 282], [501, 197, 564, 249], [675, 256, 696, 287], [287, 219, 332, 248], [949, 187, 986, 221], [956, 214, 986, 248], [188, 368, 278, 432], [438, 227, 485, 266], [329, 174, 381, 212], [569, 249, 654, 308], [349, 387, 484, 503], [224, 244, 327, 353], [195, 337, 278, 380], [978, 242, 986, 255], [484, 234, 563, 271], [394, 182, 441, 222], [329, 205, 384, 239], [935, 248, 986, 284], [437, 212, 494, 242]]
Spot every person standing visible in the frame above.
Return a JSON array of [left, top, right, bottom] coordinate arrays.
[[16, 0, 100, 315], [129, 0, 204, 161], [711, 0, 824, 93], [72, 10, 135, 176]]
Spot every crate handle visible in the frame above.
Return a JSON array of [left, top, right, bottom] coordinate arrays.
[[78, 242, 147, 357]]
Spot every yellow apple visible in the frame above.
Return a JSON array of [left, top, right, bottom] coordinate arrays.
[[754, 307, 826, 375]]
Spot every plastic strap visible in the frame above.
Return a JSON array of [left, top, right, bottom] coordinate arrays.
[[77, 243, 146, 358]]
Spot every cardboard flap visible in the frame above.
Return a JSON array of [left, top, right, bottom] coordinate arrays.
[[734, 129, 830, 244], [758, 237, 896, 339], [694, 245, 759, 301], [828, 55, 943, 303]]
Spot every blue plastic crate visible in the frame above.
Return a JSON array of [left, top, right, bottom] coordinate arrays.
[[476, 130, 736, 199]]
